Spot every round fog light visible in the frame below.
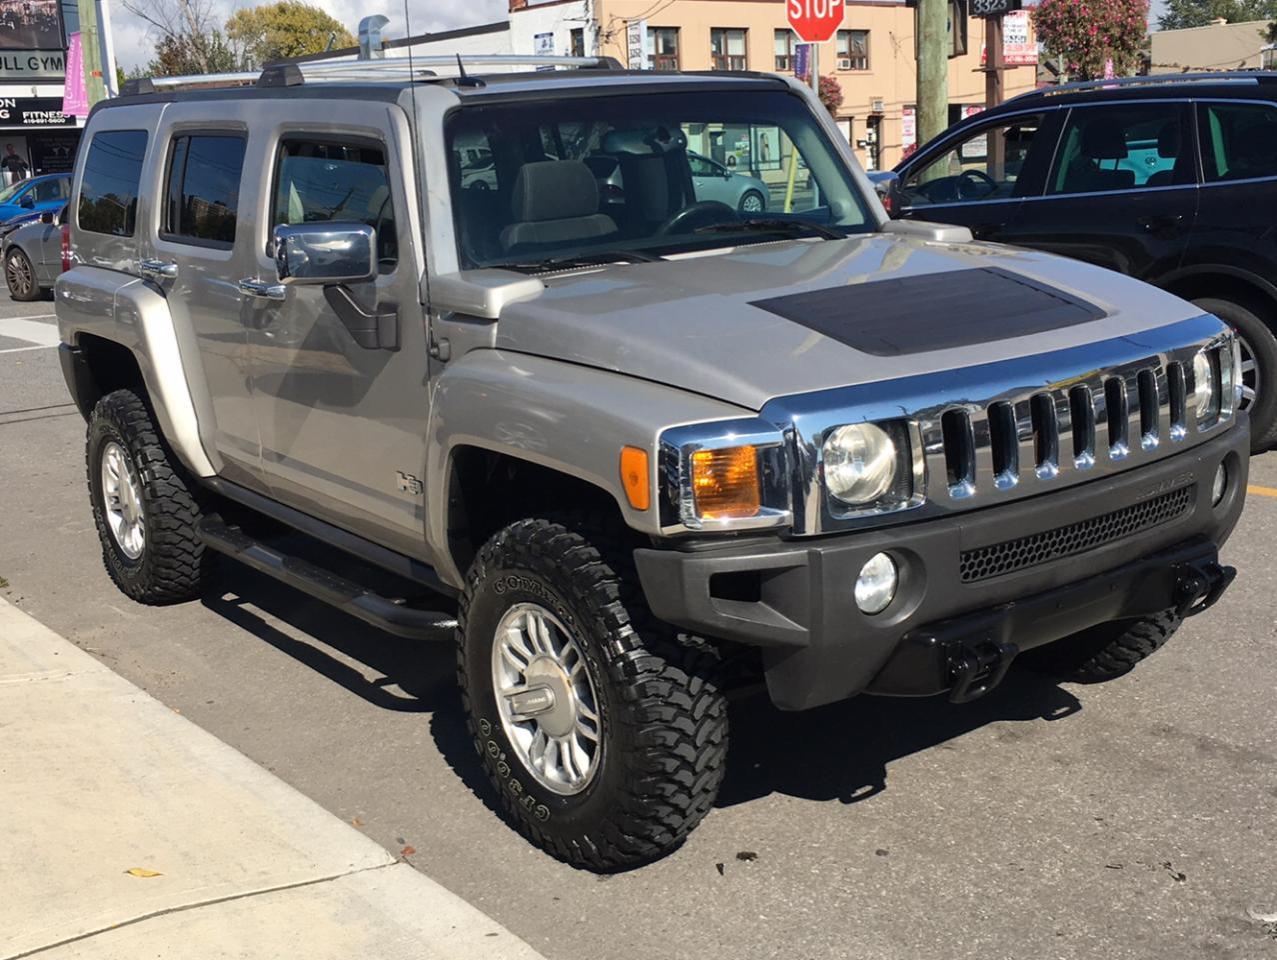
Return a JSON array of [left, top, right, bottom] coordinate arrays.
[[1212, 462, 1228, 506], [855, 552, 898, 615]]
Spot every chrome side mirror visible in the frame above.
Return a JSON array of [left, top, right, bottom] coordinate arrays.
[[866, 171, 902, 217], [273, 222, 376, 286]]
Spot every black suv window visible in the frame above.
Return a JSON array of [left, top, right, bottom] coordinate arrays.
[[901, 113, 1049, 207], [163, 134, 246, 247], [1199, 101, 1277, 183], [271, 138, 397, 272], [78, 130, 147, 237], [1049, 104, 1191, 195]]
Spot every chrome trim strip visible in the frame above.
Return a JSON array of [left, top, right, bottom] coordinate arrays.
[[761, 314, 1236, 536]]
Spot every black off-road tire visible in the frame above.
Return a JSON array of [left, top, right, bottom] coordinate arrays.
[[87, 389, 206, 604], [1029, 611, 1182, 683], [1192, 296, 1277, 452], [457, 518, 729, 870]]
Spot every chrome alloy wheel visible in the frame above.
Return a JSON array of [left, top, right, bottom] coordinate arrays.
[[6, 251, 32, 297], [1238, 332, 1260, 413], [491, 602, 602, 796], [100, 441, 146, 560]]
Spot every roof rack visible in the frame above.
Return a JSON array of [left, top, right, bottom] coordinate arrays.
[[119, 54, 622, 96], [1007, 70, 1274, 104]]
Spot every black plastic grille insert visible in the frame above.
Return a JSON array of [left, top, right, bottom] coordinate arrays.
[[959, 484, 1195, 583]]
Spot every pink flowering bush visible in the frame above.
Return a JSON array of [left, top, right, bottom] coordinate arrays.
[[1033, 0, 1149, 80], [818, 75, 843, 115]]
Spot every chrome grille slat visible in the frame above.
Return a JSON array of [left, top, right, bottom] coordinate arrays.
[[931, 350, 1227, 506]]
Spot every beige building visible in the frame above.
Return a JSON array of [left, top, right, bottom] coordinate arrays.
[[1150, 18, 1273, 74], [505, 0, 1038, 169]]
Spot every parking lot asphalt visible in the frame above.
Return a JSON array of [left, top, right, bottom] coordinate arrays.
[[2, 300, 1275, 960]]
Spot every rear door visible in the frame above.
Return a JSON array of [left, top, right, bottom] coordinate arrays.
[[136, 103, 263, 490], [1009, 101, 1198, 283], [243, 101, 433, 557], [896, 110, 1060, 241]]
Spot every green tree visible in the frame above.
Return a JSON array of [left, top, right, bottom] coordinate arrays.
[[1034, 0, 1149, 80], [1158, 0, 1277, 30], [225, 2, 356, 69]]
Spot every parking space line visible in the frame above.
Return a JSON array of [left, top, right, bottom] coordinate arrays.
[[1246, 484, 1277, 499]]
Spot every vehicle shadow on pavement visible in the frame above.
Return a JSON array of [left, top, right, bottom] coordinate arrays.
[[201, 564, 457, 713], [716, 668, 1082, 808], [197, 565, 1083, 819]]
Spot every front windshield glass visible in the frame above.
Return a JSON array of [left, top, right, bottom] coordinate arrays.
[[445, 89, 874, 270]]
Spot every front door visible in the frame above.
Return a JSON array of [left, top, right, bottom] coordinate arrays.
[[244, 111, 432, 557], [1009, 101, 1198, 284]]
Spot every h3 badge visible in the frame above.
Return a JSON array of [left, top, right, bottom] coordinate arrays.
[[396, 471, 424, 496]]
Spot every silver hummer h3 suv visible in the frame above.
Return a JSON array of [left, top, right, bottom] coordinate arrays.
[[57, 55, 1247, 870]]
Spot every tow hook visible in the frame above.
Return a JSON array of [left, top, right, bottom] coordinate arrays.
[[947, 639, 1019, 704], [1173, 560, 1236, 618]]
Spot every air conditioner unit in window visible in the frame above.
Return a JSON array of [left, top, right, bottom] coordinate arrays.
[[837, 57, 852, 70], [870, 97, 885, 114]]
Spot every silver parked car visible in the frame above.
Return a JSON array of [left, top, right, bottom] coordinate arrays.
[[4, 202, 65, 301], [688, 151, 768, 212], [59, 57, 1246, 871]]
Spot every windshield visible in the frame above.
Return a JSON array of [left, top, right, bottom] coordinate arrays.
[[445, 89, 874, 270], [0, 181, 26, 205]]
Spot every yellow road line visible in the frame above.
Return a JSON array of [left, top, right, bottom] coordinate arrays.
[[1247, 484, 1277, 499]]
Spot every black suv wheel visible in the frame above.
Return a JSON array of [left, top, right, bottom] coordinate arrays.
[[1193, 297, 1277, 452], [457, 518, 728, 870]]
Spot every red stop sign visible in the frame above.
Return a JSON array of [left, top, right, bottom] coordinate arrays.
[[787, 0, 844, 43]]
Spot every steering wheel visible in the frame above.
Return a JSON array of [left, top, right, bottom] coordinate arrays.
[[956, 169, 998, 200], [656, 200, 737, 236]]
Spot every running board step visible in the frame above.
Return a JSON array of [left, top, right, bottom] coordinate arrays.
[[197, 517, 458, 641]]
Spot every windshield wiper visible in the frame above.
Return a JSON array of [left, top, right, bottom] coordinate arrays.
[[693, 218, 844, 241], [496, 250, 663, 274]]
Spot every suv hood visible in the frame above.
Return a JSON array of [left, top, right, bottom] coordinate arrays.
[[493, 234, 1203, 411]]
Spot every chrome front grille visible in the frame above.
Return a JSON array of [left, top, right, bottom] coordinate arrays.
[[932, 360, 1194, 500]]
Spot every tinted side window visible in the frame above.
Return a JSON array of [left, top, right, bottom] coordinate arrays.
[[34, 177, 66, 203], [163, 134, 246, 247], [271, 138, 396, 272], [1048, 104, 1191, 195], [79, 130, 147, 237], [902, 114, 1048, 206], [1199, 102, 1277, 183]]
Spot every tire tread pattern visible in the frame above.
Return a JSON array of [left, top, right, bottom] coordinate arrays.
[[457, 517, 729, 870]]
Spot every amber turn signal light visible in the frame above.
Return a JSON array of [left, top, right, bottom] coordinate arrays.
[[620, 446, 650, 511], [691, 446, 760, 520]]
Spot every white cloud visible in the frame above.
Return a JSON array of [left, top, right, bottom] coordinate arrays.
[[109, 0, 506, 72]]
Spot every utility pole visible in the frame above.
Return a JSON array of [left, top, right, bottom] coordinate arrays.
[[915, 0, 948, 147], [984, 11, 1005, 108]]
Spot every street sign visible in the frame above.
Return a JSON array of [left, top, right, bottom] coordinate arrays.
[[787, 0, 844, 44], [969, 0, 1021, 17], [626, 19, 648, 70]]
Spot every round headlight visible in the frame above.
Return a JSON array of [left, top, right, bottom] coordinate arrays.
[[855, 552, 898, 615], [1194, 350, 1218, 421], [823, 423, 897, 505]]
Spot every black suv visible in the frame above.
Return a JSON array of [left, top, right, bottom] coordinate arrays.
[[880, 72, 1277, 452]]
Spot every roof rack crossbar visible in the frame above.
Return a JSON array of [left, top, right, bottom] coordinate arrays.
[[128, 54, 623, 94], [1008, 70, 1272, 104]]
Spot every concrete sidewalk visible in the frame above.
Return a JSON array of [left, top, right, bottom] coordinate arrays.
[[0, 597, 546, 960]]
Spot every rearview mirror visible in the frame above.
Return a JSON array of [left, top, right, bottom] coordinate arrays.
[[273, 222, 376, 286], [19, 193, 33, 209]]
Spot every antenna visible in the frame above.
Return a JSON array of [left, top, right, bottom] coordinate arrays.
[[454, 53, 483, 87]]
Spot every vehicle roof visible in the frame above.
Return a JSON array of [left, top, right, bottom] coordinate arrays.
[[998, 71, 1277, 112], [97, 68, 790, 112]]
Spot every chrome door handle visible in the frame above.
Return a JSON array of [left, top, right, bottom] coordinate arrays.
[[238, 278, 287, 301], [138, 258, 178, 280]]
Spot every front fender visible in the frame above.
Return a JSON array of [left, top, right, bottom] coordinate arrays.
[[425, 350, 754, 587], [56, 266, 218, 478]]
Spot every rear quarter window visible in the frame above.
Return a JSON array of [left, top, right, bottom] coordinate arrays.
[[78, 130, 148, 237]]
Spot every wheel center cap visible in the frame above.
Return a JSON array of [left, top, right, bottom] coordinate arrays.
[[514, 657, 576, 738]]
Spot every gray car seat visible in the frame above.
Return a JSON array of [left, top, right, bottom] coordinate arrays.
[[499, 159, 618, 254]]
